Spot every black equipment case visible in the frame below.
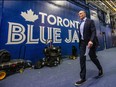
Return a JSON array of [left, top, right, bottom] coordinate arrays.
[[0, 59, 25, 80]]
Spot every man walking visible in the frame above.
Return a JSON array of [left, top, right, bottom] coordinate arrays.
[[75, 10, 103, 86]]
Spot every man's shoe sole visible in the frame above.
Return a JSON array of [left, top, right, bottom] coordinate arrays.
[[98, 74, 104, 78], [74, 81, 86, 86]]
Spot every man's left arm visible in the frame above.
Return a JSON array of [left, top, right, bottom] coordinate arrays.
[[90, 20, 96, 41], [88, 20, 96, 48]]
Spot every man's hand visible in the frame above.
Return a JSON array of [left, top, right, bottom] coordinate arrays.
[[88, 41, 93, 48]]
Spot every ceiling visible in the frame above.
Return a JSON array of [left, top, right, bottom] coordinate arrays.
[[86, 0, 116, 16]]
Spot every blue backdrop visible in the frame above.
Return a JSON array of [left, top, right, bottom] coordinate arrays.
[[0, 0, 87, 63], [0, 0, 113, 63]]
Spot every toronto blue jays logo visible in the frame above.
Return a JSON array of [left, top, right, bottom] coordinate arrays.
[[6, 9, 79, 45]]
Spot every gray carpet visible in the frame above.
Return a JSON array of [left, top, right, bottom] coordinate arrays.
[[0, 47, 116, 87]]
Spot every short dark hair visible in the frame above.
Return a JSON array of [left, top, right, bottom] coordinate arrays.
[[78, 10, 86, 14]]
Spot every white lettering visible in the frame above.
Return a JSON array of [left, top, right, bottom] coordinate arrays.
[[63, 18, 70, 27], [57, 16, 63, 27], [47, 15, 56, 25], [26, 25, 39, 44], [53, 28, 62, 43], [40, 26, 46, 44], [6, 22, 26, 44], [39, 26, 53, 44], [39, 12, 47, 24], [72, 30, 79, 43], [38, 12, 79, 28], [65, 30, 72, 43]]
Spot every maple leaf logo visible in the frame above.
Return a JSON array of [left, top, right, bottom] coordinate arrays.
[[21, 9, 38, 22]]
